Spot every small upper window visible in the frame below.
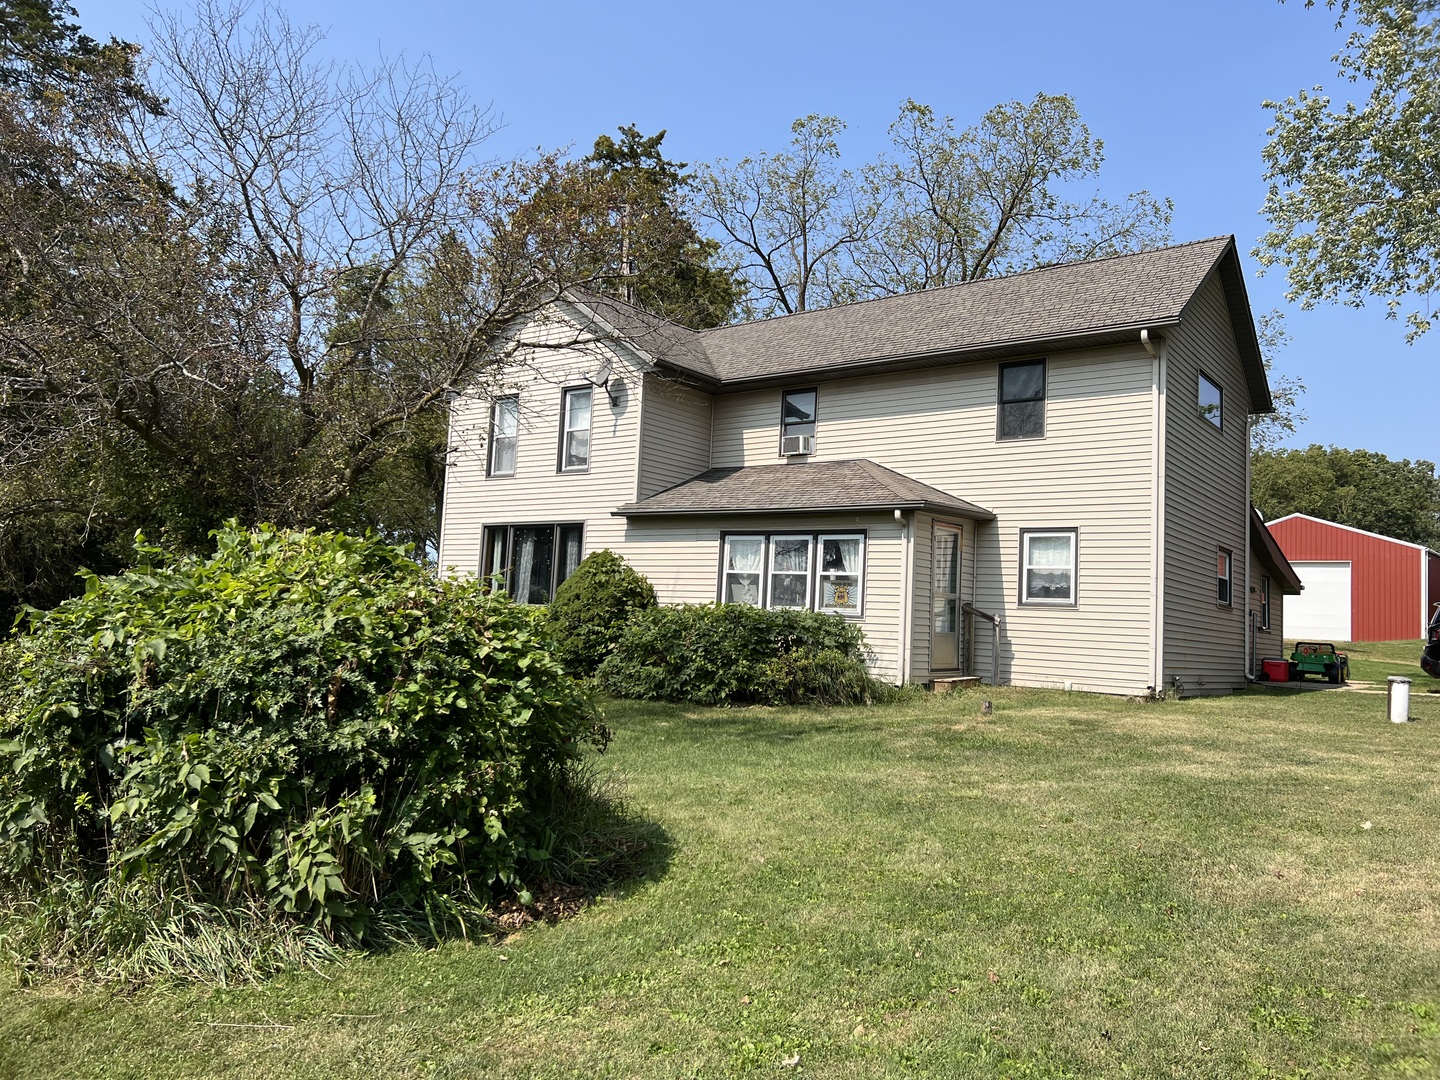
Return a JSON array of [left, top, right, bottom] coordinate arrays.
[[1217, 548, 1233, 606], [1260, 574, 1271, 629], [1199, 372, 1223, 429], [779, 388, 817, 455], [1020, 529, 1077, 605], [488, 396, 518, 477], [998, 360, 1046, 440], [560, 386, 592, 471]]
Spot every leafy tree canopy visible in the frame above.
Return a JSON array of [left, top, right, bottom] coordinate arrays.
[[505, 125, 743, 330], [1253, 444, 1440, 547], [695, 95, 1173, 317], [1258, 0, 1440, 340]]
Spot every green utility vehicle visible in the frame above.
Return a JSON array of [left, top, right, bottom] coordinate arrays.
[[1289, 642, 1350, 685]]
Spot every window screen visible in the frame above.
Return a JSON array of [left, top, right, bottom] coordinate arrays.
[[999, 361, 1045, 439]]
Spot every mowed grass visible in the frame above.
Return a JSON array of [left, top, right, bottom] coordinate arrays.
[[1326, 639, 1434, 686], [4, 687, 1440, 1079]]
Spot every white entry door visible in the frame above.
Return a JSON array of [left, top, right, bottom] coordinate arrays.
[[1285, 561, 1353, 642]]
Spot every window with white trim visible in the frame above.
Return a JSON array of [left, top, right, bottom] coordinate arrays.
[[1020, 529, 1077, 605], [818, 535, 863, 613], [1217, 548, 1233, 606], [719, 532, 866, 615], [1199, 372, 1223, 429], [482, 523, 583, 604], [559, 386, 592, 471], [488, 396, 518, 477], [722, 535, 764, 606], [768, 536, 813, 608], [1260, 574, 1271, 629]]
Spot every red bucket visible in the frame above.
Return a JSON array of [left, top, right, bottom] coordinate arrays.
[[1261, 658, 1289, 682]]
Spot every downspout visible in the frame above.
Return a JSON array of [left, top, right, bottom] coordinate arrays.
[[1244, 416, 1254, 682], [896, 508, 914, 685], [1143, 329, 1167, 693]]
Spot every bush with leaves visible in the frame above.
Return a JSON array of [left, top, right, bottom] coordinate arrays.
[[0, 525, 619, 983], [546, 550, 657, 676], [597, 603, 892, 706]]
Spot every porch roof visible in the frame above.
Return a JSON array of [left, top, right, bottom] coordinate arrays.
[[614, 459, 994, 520]]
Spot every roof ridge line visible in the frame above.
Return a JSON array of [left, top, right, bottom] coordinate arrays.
[[699, 235, 1236, 337]]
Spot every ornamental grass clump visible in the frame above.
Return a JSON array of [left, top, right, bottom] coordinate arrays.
[[0, 525, 616, 984], [597, 603, 895, 706]]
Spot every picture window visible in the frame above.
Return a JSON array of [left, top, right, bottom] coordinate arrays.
[[482, 523, 583, 604]]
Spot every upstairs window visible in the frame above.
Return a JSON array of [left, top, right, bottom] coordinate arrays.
[[1020, 528, 1077, 605], [1217, 548, 1233, 606], [1199, 372, 1223, 429], [483, 523, 583, 604], [560, 386, 592, 472], [998, 360, 1046, 440], [779, 388, 817, 456], [488, 396, 518, 477]]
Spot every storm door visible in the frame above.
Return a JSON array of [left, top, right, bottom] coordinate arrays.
[[932, 524, 963, 671]]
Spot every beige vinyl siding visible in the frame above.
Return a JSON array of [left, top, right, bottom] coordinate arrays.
[[438, 313, 645, 578], [1161, 272, 1252, 695], [620, 512, 906, 683], [636, 375, 712, 498], [1251, 554, 1286, 668], [712, 345, 1157, 695]]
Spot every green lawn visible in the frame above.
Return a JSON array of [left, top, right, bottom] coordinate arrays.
[[4, 687, 1439, 1079], [1324, 639, 1433, 686]]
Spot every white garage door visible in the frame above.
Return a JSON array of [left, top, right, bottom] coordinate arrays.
[[1285, 561, 1353, 642]]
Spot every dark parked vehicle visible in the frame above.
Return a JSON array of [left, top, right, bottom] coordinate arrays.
[[1423, 604, 1440, 677]]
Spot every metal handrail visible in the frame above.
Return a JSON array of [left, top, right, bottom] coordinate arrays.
[[962, 602, 1001, 687]]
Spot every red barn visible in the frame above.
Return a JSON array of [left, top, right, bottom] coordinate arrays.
[[1267, 513, 1440, 642]]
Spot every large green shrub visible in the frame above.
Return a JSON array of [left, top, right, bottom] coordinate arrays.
[[597, 604, 891, 706], [0, 525, 612, 981], [547, 550, 657, 675]]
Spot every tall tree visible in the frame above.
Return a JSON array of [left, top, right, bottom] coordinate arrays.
[[506, 125, 741, 329], [694, 97, 1172, 317], [694, 114, 876, 317], [0, 1, 635, 621], [851, 97, 1172, 297], [1249, 309, 1309, 453], [1258, 0, 1440, 340], [1252, 444, 1440, 546]]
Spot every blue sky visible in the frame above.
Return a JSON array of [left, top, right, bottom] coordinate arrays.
[[80, 0, 1432, 462]]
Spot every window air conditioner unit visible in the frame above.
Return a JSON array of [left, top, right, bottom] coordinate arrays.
[[780, 434, 814, 457]]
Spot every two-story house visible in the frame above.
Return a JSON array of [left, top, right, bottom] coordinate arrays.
[[438, 235, 1302, 696]]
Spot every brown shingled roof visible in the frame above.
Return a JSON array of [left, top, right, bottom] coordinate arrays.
[[565, 236, 1271, 412], [615, 459, 994, 520]]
